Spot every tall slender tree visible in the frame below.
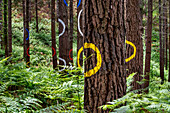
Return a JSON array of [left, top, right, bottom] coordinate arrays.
[[0, 0, 3, 50], [159, 0, 164, 83], [23, 0, 26, 58], [69, 0, 73, 64], [144, 0, 153, 93], [26, 0, 30, 67], [4, 0, 8, 58], [169, 0, 170, 82], [35, 0, 38, 33], [8, 0, 12, 56], [59, 0, 69, 65], [84, 0, 126, 112], [165, 0, 168, 70], [51, 0, 57, 69], [77, 0, 83, 66], [126, 0, 143, 91]]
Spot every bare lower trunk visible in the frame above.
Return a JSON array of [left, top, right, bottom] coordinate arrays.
[[8, 0, 12, 57], [4, 0, 8, 58]]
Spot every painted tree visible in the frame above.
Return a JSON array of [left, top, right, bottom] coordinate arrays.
[[69, 0, 73, 64], [159, 0, 164, 83], [35, 0, 38, 33], [0, 0, 3, 49], [84, 0, 126, 112], [26, 0, 30, 67], [23, 0, 26, 58], [51, 0, 57, 69], [126, 0, 143, 91], [4, 0, 8, 58], [144, 0, 153, 93], [58, 0, 69, 65], [77, 0, 83, 66], [8, 0, 12, 56]]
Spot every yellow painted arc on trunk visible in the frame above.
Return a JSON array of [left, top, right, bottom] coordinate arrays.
[[125, 40, 136, 62]]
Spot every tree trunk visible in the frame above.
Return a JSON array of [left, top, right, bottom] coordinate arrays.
[[159, 0, 164, 83], [168, 0, 170, 82], [4, 0, 8, 58], [144, 0, 153, 93], [23, 0, 26, 58], [77, 0, 83, 66], [165, 1, 168, 70], [126, 0, 143, 91], [35, 0, 38, 33], [69, 0, 73, 64], [0, 0, 3, 50], [59, 0, 69, 66], [8, 0, 12, 57], [84, 0, 126, 112], [51, 0, 57, 69], [26, 0, 30, 67]]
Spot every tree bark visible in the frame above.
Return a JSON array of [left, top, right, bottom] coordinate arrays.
[[0, 0, 3, 50], [159, 0, 164, 83], [4, 0, 8, 58], [35, 0, 38, 33], [23, 0, 26, 58], [26, 0, 30, 67], [126, 0, 143, 91], [51, 0, 57, 69], [169, 0, 170, 82], [165, 1, 168, 70], [77, 0, 83, 66], [8, 0, 12, 57], [59, 0, 69, 66], [69, 0, 73, 64], [84, 0, 126, 112], [144, 0, 153, 93]]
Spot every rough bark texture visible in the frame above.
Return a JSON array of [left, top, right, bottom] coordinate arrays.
[[69, 0, 73, 64], [59, 0, 69, 65], [8, 0, 12, 56], [77, 0, 83, 66], [126, 0, 143, 91], [165, 1, 168, 70], [26, 0, 30, 67], [51, 0, 57, 69], [159, 0, 164, 83], [84, 0, 126, 112], [4, 0, 8, 58], [169, 0, 170, 82], [0, 0, 3, 49], [144, 0, 153, 93], [35, 0, 38, 33], [23, 0, 26, 58]]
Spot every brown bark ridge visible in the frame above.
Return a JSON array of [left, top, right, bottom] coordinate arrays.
[[144, 0, 153, 93], [4, 0, 8, 58], [69, 0, 73, 64], [125, 0, 143, 91], [77, 0, 83, 66], [59, 0, 69, 66], [35, 0, 38, 33], [159, 0, 164, 83], [169, 0, 170, 82], [23, 0, 26, 58], [8, 0, 12, 57], [0, 0, 3, 50], [26, 0, 30, 67], [84, 0, 126, 112], [165, 1, 168, 70], [51, 0, 57, 69]]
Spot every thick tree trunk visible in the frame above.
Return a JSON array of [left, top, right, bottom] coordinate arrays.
[[77, 0, 83, 66], [8, 0, 12, 56], [159, 0, 164, 83], [126, 0, 143, 91], [59, 0, 69, 65], [51, 0, 57, 69], [0, 0, 3, 50], [84, 0, 126, 112], [4, 0, 8, 58], [69, 0, 73, 64], [35, 0, 38, 33], [26, 0, 30, 67], [144, 0, 153, 93], [23, 0, 26, 58]]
